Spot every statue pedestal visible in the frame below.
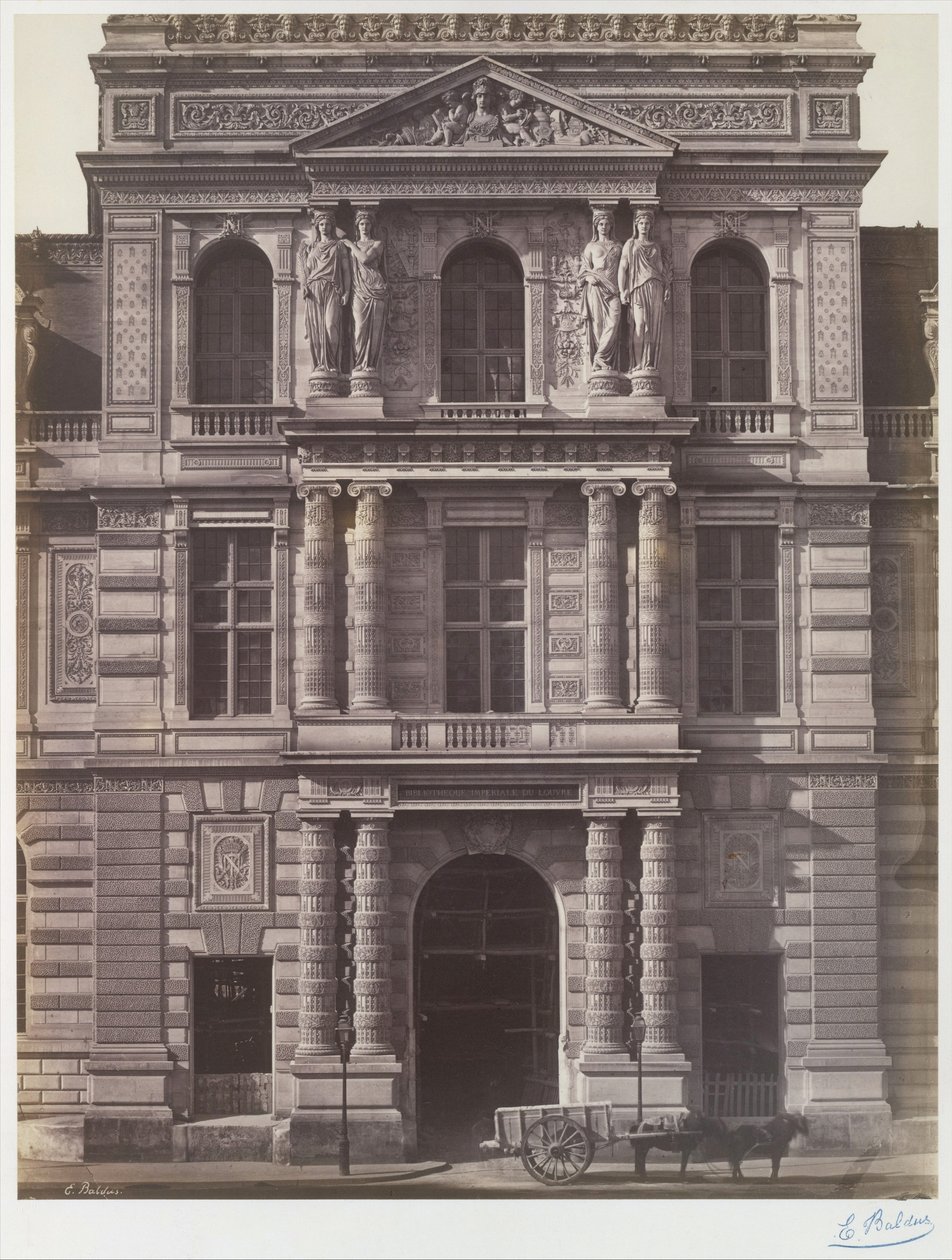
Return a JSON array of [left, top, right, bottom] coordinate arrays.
[[586, 369, 631, 418], [307, 370, 345, 400], [626, 369, 669, 419]]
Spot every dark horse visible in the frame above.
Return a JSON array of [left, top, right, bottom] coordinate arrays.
[[727, 1112, 809, 1181], [628, 1110, 728, 1180]]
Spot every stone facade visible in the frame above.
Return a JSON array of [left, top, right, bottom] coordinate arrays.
[[15, 13, 937, 1163]]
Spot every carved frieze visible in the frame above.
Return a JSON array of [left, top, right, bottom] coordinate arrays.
[[98, 505, 162, 530], [155, 14, 804, 44], [302, 438, 671, 467], [172, 98, 363, 136], [613, 98, 788, 133]]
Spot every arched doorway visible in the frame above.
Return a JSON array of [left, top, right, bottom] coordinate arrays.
[[414, 853, 559, 1158]]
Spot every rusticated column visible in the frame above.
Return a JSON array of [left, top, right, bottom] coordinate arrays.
[[353, 816, 393, 1056], [582, 481, 626, 710], [582, 815, 627, 1056], [632, 481, 677, 709], [639, 816, 681, 1055], [297, 482, 341, 712], [347, 481, 391, 709], [296, 816, 339, 1057]]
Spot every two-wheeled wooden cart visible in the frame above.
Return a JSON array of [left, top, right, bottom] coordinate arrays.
[[483, 1103, 704, 1187]]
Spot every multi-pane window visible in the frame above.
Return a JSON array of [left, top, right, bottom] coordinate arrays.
[[194, 243, 273, 404], [441, 245, 525, 402], [697, 527, 779, 714], [17, 844, 27, 1034], [191, 528, 273, 717], [445, 527, 527, 712], [691, 244, 769, 402]]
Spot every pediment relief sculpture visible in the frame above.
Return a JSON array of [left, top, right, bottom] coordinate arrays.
[[293, 60, 677, 155], [360, 77, 622, 148]]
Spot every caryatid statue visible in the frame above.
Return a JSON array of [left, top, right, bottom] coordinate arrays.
[[579, 208, 624, 377], [343, 209, 390, 392], [300, 207, 351, 393], [618, 209, 671, 380]]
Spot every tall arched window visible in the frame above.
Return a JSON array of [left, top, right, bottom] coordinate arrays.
[[194, 242, 273, 404], [441, 244, 525, 402], [691, 244, 769, 402]]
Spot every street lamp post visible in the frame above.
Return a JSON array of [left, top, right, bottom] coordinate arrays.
[[336, 1012, 356, 1175], [629, 1012, 647, 1126]]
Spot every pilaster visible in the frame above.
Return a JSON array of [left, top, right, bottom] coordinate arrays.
[[294, 816, 339, 1057], [580, 815, 627, 1057]]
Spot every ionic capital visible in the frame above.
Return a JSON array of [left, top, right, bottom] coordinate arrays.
[[581, 481, 626, 499], [632, 480, 677, 498], [347, 481, 393, 499], [297, 482, 341, 501]]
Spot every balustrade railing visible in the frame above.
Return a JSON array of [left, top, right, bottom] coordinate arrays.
[[190, 407, 274, 437], [690, 404, 775, 435], [399, 721, 428, 750], [445, 720, 531, 750], [864, 407, 934, 440], [26, 412, 100, 442]]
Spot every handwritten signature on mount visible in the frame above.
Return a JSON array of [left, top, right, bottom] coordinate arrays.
[[832, 1207, 934, 1249]]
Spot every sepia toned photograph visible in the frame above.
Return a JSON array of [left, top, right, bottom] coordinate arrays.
[[4, 4, 946, 1257]]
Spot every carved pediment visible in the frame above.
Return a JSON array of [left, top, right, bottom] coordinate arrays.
[[292, 58, 677, 154]]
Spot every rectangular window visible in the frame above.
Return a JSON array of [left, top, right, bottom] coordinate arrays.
[[191, 528, 273, 717], [697, 527, 779, 714], [444, 526, 527, 712]]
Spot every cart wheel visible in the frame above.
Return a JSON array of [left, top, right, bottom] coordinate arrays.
[[520, 1115, 594, 1186]]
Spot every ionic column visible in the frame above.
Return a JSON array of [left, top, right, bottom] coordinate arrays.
[[296, 816, 339, 1057], [297, 483, 341, 712], [353, 816, 394, 1056], [582, 481, 626, 710], [632, 481, 677, 709], [639, 816, 681, 1055], [582, 815, 627, 1056], [347, 481, 391, 710]]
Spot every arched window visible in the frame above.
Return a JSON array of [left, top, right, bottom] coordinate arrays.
[[691, 244, 769, 402], [194, 242, 273, 404], [441, 244, 525, 402]]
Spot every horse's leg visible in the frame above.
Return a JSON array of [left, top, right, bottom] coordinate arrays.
[[770, 1151, 781, 1181], [679, 1141, 691, 1178], [634, 1143, 647, 1180]]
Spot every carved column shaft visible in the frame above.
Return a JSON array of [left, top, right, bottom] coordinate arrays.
[[583, 816, 626, 1055], [582, 482, 625, 709], [298, 483, 341, 711], [348, 482, 391, 709], [639, 817, 681, 1055], [297, 817, 338, 1056], [634, 482, 676, 709], [353, 816, 393, 1056]]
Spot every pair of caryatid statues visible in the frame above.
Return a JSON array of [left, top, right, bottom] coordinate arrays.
[[300, 207, 389, 398], [578, 207, 671, 396]]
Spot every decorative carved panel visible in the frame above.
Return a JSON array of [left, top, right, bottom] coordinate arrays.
[[808, 237, 857, 402], [50, 549, 96, 702], [172, 97, 362, 137], [107, 240, 156, 405], [704, 813, 781, 908], [871, 546, 915, 696], [616, 98, 789, 133], [195, 816, 271, 910]]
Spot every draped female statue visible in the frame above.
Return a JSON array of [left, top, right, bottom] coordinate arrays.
[[578, 210, 623, 374], [343, 210, 389, 377], [300, 209, 350, 379], [618, 209, 670, 374]]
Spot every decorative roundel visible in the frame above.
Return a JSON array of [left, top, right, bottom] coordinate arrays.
[[66, 610, 93, 636]]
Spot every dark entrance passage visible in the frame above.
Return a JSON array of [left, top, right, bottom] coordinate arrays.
[[701, 953, 781, 1118], [193, 955, 273, 1116], [415, 855, 559, 1159]]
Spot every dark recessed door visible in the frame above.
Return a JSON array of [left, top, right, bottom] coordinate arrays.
[[415, 854, 559, 1159], [193, 955, 273, 1116], [701, 953, 781, 1118]]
